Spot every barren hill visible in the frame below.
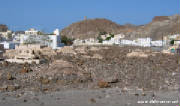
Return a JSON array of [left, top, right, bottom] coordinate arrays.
[[61, 15, 180, 40], [61, 18, 126, 39]]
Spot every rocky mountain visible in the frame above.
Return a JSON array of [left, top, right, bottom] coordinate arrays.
[[61, 18, 125, 39], [61, 14, 180, 40]]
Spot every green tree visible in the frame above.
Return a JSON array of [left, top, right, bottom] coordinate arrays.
[[110, 33, 114, 38], [61, 35, 74, 46], [97, 35, 103, 43], [170, 40, 174, 45], [105, 36, 111, 41]]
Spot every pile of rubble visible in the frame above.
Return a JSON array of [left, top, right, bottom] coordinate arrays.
[[0, 46, 179, 93]]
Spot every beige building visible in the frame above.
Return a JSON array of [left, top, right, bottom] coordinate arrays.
[[6, 44, 44, 64]]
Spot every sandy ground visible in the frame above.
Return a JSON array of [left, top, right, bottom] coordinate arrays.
[[0, 88, 179, 106]]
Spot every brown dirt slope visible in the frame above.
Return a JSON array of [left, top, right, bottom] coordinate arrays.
[[61, 15, 180, 40]]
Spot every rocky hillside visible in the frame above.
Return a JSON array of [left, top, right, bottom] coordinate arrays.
[[144, 15, 180, 40], [0, 46, 179, 92], [61, 18, 125, 39], [61, 15, 180, 40]]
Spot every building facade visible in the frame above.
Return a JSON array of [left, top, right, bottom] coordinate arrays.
[[13, 29, 64, 49]]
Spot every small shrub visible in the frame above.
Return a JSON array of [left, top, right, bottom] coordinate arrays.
[[105, 37, 111, 41], [110, 33, 114, 38], [170, 40, 174, 45], [97, 36, 103, 43], [61, 35, 74, 46]]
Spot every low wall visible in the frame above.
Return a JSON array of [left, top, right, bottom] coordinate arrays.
[[6, 59, 40, 64]]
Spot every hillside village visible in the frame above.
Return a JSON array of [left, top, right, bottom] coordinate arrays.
[[0, 21, 180, 65], [0, 15, 179, 106]]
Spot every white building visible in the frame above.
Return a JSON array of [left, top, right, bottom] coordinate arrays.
[[135, 38, 152, 47], [0, 41, 17, 49], [48, 34, 64, 49], [168, 34, 180, 39], [18, 29, 64, 49], [114, 34, 125, 39], [53, 29, 60, 35], [120, 40, 136, 45], [151, 40, 165, 47], [104, 37, 165, 47], [25, 28, 38, 35]]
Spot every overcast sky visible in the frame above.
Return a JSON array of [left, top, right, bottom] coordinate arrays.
[[0, 0, 179, 32]]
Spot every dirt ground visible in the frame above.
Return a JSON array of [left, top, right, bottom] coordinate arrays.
[[0, 45, 179, 106], [0, 88, 179, 106]]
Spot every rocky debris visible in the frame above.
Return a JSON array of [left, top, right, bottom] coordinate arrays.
[[23, 99, 28, 102], [6, 72, 14, 80], [7, 84, 20, 91], [0, 46, 179, 92], [83, 54, 103, 59], [57, 46, 76, 54], [92, 54, 103, 59], [74, 46, 87, 54], [0, 84, 20, 92], [127, 51, 148, 58], [20, 67, 32, 74], [104, 77, 119, 83], [98, 81, 110, 88], [0, 86, 8, 91], [2, 61, 9, 67], [89, 47, 100, 51], [142, 92, 147, 96], [40, 47, 57, 57], [39, 77, 50, 85], [20, 68, 28, 73], [90, 98, 96, 103]]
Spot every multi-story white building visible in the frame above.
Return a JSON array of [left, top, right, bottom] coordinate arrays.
[[0, 41, 17, 49], [17, 29, 64, 49]]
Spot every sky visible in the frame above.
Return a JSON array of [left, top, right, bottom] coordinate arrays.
[[0, 0, 179, 32]]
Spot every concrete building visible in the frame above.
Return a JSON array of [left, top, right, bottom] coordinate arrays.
[[6, 44, 43, 64], [120, 39, 136, 45], [53, 29, 60, 35], [14, 29, 64, 49], [174, 40, 180, 45], [114, 34, 125, 39], [168, 34, 180, 39], [0, 41, 18, 49], [25, 28, 38, 35], [135, 38, 152, 47]]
